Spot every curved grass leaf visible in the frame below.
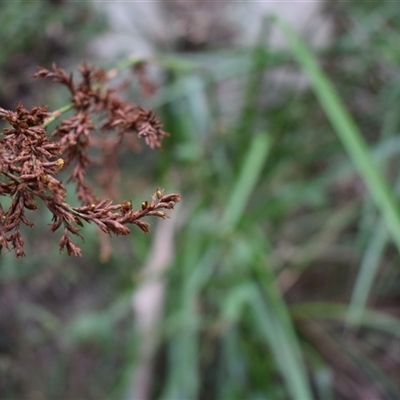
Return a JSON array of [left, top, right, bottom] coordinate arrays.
[[274, 16, 400, 254]]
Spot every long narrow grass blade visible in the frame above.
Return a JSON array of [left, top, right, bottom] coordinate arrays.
[[236, 17, 271, 147], [346, 220, 388, 325], [224, 283, 313, 400], [252, 237, 313, 400], [347, 174, 400, 325], [292, 302, 400, 338], [221, 133, 272, 231], [275, 16, 400, 253]]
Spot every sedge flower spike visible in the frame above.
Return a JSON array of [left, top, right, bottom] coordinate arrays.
[[0, 63, 180, 258]]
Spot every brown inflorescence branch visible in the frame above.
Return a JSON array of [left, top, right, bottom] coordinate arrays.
[[0, 63, 180, 258]]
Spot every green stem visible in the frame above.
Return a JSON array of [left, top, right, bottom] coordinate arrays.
[[43, 103, 74, 128]]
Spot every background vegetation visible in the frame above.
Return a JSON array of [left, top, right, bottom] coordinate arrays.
[[1, 1, 400, 399]]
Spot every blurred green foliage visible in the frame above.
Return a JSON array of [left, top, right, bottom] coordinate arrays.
[[2, 1, 400, 399]]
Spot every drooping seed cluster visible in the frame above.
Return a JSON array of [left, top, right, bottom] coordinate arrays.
[[0, 63, 180, 258]]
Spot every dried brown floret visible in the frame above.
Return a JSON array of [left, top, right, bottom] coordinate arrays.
[[0, 62, 180, 258]]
